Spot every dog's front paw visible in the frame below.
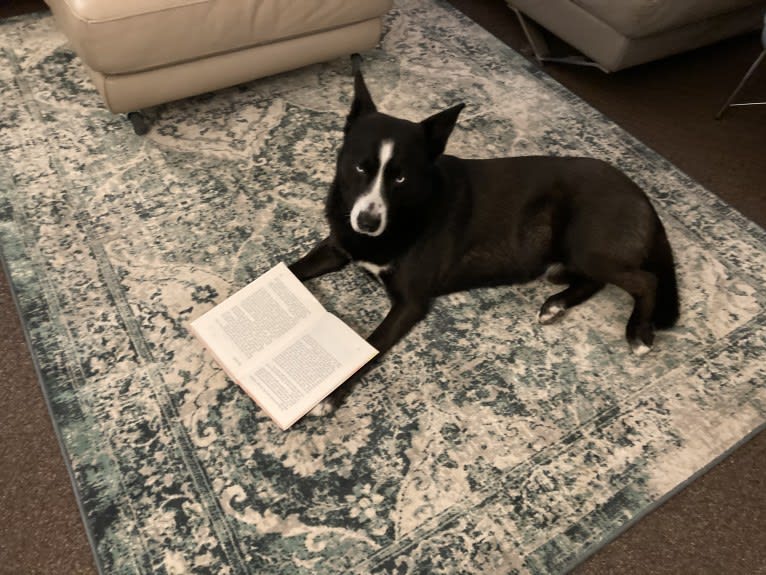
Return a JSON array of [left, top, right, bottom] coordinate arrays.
[[308, 397, 337, 417]]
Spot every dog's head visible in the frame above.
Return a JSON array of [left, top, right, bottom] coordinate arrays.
[[335, 61, 464, 238]]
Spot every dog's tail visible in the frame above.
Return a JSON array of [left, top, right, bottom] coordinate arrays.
[[646, 222, 680, 329]]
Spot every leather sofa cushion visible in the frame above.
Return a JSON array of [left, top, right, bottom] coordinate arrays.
[[572, 0, 760, 38], [48, 0, 392, 74]]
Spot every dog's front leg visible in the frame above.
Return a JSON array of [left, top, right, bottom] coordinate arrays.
[[289, 235, 350, 281], [308, 298, 429, 418], [367, 299, 430, 356]]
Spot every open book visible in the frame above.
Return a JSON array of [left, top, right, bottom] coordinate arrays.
[[190, 263, 378, 430]]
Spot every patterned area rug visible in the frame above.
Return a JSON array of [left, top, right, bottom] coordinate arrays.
[[2, 1, 765, 573]]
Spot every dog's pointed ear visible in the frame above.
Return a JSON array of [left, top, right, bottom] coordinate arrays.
[[421, 103, 465, 161], [345, 54, 377, 134]]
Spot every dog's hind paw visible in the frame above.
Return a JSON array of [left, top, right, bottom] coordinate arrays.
[[538, 303, 566, 325], [630, 341, 652, 357], [309, 398, 336, 417]]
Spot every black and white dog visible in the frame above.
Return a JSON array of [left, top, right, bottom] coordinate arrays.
[[290, 57, 679, 413]]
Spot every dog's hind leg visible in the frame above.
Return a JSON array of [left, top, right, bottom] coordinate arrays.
[[538, 277, 604, 324], [544, 263, 576, 285], [289, 236, 350, 281]]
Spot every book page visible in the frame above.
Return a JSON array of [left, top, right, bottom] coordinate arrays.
[[191, 263, 325, 380], [240, 313, 378, 429]]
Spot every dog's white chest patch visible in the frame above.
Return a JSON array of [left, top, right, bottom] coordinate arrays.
[[357, 260, 391, 279]]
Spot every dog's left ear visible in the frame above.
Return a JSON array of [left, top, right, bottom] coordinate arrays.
[[421, 103, 465, 161]]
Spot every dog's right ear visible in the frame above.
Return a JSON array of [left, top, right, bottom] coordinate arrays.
[[345, 54, 377, 134]]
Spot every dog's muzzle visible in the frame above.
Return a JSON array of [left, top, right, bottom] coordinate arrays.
[[350, 199, 386, 236]]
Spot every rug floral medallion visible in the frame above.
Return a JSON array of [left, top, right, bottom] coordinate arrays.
[[1, 1, 765, 573]]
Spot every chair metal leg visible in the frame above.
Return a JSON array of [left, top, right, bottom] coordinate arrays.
[[511, 6, 609, 73], [716, 49, 766, 119]]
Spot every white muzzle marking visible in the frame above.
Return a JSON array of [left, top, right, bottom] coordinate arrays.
[[350, 140, 394, 237]]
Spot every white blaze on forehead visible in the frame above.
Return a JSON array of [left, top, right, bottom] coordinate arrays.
[[350, 139, 394, 237]]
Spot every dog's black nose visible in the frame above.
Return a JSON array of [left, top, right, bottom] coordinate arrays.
[[357, 211, 381, 233]]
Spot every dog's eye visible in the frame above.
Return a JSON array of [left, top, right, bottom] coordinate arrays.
[[395, 176, 406, 184], [355, 165, 365, 174]]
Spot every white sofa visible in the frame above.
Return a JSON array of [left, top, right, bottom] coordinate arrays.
[[508, 0, 766, 72], [44, 0, 393, 132]]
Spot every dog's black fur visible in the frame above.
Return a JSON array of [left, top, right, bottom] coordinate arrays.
[[290, 57, 679, 413]]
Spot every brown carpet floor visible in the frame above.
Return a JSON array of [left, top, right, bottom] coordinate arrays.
[[1, 1, 765, 573]]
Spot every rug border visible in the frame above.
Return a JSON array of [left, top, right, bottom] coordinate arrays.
[[0, 247, 105, 575], [2, 5, 765, 574], [560, 421, 766, 574]]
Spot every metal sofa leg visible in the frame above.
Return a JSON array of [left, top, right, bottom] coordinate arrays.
[[716, 49, 766, 119], [127, 111, 150, 135], [510, 5, 609, 73]]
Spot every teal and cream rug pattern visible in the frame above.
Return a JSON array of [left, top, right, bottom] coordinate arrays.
[[2, 1, 765, 573]]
